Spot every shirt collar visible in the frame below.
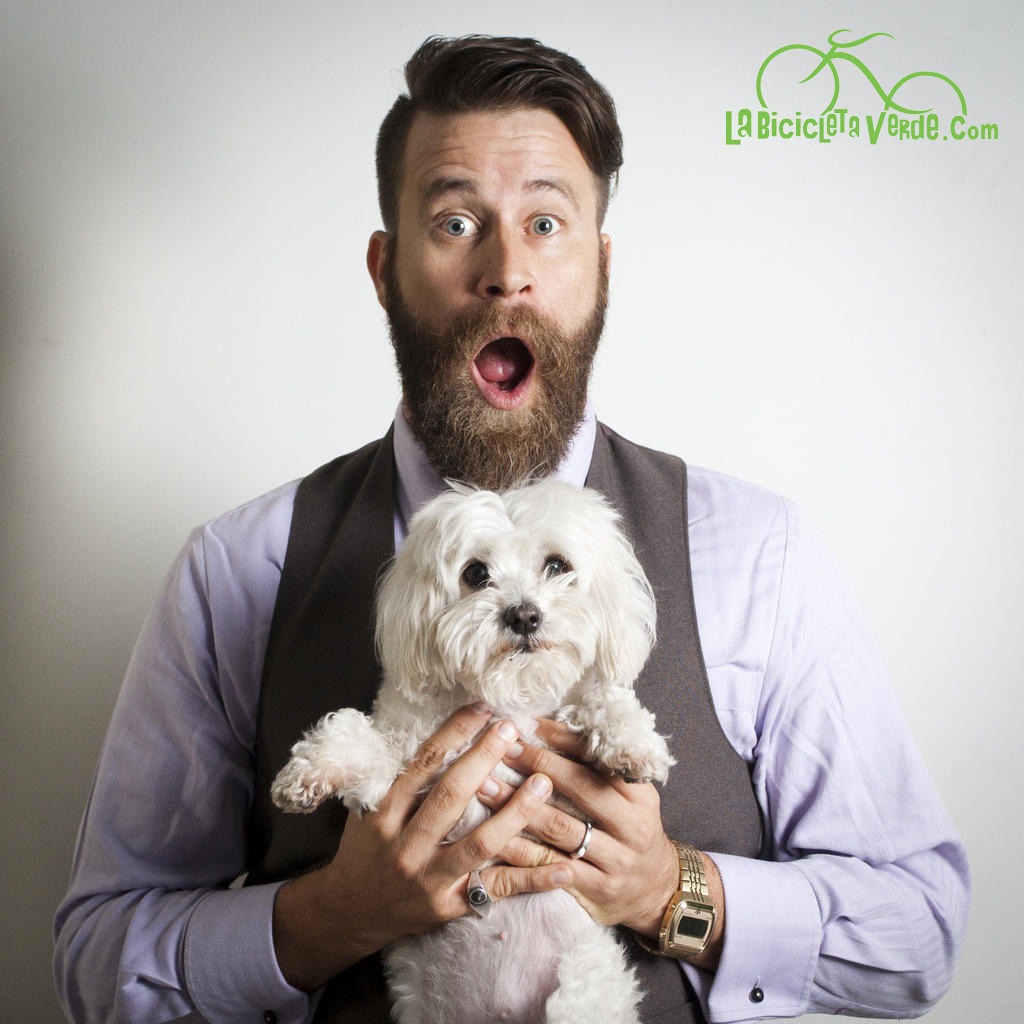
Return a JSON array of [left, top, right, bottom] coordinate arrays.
[[392, 401, 597, 534]]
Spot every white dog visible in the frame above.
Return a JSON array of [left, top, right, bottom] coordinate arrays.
[[271, 479, 674, 1024]]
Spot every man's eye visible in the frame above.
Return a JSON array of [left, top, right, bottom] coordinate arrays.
[[462, 560, 491, 589], [531, 216, 560, 236], [543, 555, 571, 578], [442, 216, 475, 237]]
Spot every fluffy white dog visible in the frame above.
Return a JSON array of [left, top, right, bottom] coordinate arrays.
[[271, 479, 674, 1024]]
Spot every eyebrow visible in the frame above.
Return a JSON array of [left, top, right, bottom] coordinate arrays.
[[420, 176, 581, 211], [525, 177, 581, 211], [421, 177, 476, 205]]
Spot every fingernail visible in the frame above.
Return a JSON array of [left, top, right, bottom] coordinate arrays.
[[498, 721, 517, 742], [470, 701, 491, 715], [506, 742, 524, 759], [478, 778, 499, 798], [528, 774, 551, 797], [552, 868, 572, 885]]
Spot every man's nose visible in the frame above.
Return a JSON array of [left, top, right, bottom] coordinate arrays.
[[474, 227, 533, 299]]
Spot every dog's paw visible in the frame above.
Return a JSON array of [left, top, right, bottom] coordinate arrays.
[[558, 691, 675, 784], [598, 735, 674, 784], [270, 756, 338, 813], [270, 708, 401, 814]]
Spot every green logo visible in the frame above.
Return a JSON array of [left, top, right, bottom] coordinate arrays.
[[726, 28, 998, 145]]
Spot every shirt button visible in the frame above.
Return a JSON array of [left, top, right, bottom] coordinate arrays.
[[749, 986, 765, 1003], [263, 1013, 277, 1024]]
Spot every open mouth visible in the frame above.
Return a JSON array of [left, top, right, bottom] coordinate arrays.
[[472, 337, 536, 409]]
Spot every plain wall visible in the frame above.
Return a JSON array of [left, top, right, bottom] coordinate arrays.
[[2, 1, 1019, 1020]]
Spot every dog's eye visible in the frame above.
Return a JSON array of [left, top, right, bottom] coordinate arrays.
[[543, 555, 571, 578], [461, 560, 491, 589]]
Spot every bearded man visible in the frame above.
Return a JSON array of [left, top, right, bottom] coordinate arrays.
[[55, 35, 968, 1024]]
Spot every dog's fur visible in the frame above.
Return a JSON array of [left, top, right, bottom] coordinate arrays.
[[271, 479, 674, 1023]]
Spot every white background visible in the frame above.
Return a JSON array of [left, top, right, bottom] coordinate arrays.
[[1, 1, 1019, 1020]]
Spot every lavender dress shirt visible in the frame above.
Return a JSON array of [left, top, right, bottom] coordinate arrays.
[[54, 407, 969, 1023]]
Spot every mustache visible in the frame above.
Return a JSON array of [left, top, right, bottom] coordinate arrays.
[[414, 302, 561, 360]]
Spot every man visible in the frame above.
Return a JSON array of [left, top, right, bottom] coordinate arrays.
[[54, 35, 968, 1024]]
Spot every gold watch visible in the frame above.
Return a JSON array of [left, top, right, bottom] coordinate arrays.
[[635, 841, 717, 958]]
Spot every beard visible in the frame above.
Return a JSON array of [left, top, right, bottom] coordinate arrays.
[[384, 247, 608, 491]]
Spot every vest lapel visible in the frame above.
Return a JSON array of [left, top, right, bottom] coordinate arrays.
[[586, 423, 764, 855], [248, 430, 395, 884]]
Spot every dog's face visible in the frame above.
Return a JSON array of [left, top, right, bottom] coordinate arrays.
[[375, 480, 656, 716]]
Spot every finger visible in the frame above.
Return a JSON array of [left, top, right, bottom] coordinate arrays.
[[444, 772, 556, 880], [500, 833, 573, 869], [503, 740, 615, 814], [533, 718, 590, 759], [403, 720, 523, 852], [478, 776, 596, 858], [505, 739, 661, 822], [478, 860, 574, 903], [379, 703, 493, 820]]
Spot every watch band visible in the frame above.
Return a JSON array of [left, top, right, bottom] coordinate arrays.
[[634, 841, 717, 958]]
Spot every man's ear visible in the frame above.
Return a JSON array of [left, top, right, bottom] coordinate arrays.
[[366, 230, 390, 308], [600, 232, 612, 274]]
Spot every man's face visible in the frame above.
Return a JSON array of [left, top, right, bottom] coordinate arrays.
[[368, 107, 611, 490]]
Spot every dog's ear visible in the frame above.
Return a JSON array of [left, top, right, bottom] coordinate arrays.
[[580, 496, 658, 688], [374, 518, 455, 701]]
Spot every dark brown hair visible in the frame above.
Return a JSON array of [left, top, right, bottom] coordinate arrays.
[[375, 35, 623, 231]]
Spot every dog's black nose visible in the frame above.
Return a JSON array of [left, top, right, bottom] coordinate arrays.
[[504, 602, 542, 635]]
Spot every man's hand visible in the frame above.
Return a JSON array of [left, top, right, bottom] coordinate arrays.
[[477, 717, 725, 968], [272, 705, 573, 992]]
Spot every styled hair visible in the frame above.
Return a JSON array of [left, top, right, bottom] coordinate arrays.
[[375, 35, 623, 231]]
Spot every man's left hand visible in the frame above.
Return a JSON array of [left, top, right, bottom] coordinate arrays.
[[475, 717, 679, 939]]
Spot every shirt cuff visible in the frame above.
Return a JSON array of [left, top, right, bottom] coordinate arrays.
[[184, 882, 315, 1024], [683, 854, 822, 1023]]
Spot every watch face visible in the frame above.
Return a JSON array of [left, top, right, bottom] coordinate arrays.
[[668, 900, 715, 954], [674, 912, 712, 941]]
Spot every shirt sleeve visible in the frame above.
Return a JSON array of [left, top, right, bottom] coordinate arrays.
[[54, 485, 317, 1024], [684, 494, 970, 1021]]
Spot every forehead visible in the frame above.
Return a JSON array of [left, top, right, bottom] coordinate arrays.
[[399, 107, 599, 215]]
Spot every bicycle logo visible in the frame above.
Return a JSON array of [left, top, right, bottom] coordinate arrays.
[[756, 28, 967, 118]]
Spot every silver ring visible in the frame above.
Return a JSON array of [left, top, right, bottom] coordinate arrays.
[[570, 820, 594, 860], [467, 869, 493, 917]]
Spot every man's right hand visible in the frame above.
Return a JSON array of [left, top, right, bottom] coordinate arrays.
[[271, 703, 574, 992]]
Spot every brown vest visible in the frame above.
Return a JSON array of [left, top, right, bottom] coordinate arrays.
[[247, 423, 763, 1024]]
